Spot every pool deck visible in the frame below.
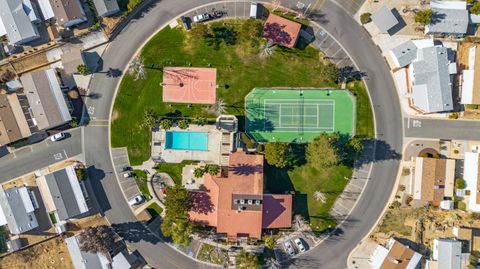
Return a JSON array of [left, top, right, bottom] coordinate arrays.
[[151, 125, 223, 164]]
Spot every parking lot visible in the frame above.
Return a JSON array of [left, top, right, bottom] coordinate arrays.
[[276, 234, 316, 261], [111, 147, 141, 201]]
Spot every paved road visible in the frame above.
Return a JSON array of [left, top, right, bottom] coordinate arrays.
[[404, 117, 480, 140], [85, 0, 401, 268], [0, 128, 83, 182]]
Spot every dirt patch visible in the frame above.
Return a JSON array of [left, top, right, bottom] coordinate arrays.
[[102, 16, 124, 36], [11, 52, 50, 75], [457, 42, 473, 71], [464, 107, 480, 119], [112, 109, 120, 122], [131, 148, 141, 157], [1, 237, 74, 269]]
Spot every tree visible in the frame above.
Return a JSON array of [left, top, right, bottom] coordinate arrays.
[[205, 164, 220, 176], [264, 236, 277, 249], [141, 109, 157, 129], [348, 137, 364, 154], [263, 22, 292, 46], [415, 9, 433, 26], [313, 191, 327, 204], [456, 178, 466, 189], [171, 218, 194, 247], [77, 64, 90, 75], [163, 185, 191, 219], [193, 167, 205, 178], [360, 13, 372, 24], [235, 250, 260, 269], [68, 120, 78, 128], [470, 2, 480, 15], [265, 142, 293, 168], [128, 56, 146, 81], [306, 133, 341, 168], [79, 225, 117, 256], [193, 117, 208, 126], [215, 99, 227, 115], [259, 43, 276, 58], [160, 119, 173, 130], [177, 119, 189, 129]]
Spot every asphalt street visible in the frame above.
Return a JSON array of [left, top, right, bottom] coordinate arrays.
[[404, 117, 480, 140], [0, 0, 478, 269], [0, 128, 83, 182]]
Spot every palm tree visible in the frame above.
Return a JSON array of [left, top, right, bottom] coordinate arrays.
[[129, 57, 146, 81], [215, 99, 227, 115], [193, 167, 205, 178], [259, 43, 276, 58]]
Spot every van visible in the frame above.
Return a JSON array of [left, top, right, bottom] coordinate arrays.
[[250, 2, 258, 19]]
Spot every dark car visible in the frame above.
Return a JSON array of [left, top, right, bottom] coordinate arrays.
[[181, 16, 191, 30]]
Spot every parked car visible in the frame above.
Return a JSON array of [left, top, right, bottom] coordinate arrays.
[[284, 241, 295, 256], [294, 238, 306, 252], [50, 132, 66, 142], [193, 13, 211, 23], [128, 195, 144, 206], [180, 16, 191, 30]]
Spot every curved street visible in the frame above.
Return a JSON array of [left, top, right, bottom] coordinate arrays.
[[60, 0, 479, 268]]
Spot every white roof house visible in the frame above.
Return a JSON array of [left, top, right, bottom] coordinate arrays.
[[391, 39, 455, 113], [430, 0, 467, 10], [461, 46, 480, 104], [464, 152, 480, 212], [371, 5, 399, 34], [0, 186, 38, 234], [430, 238, 469, 269], [0, 0, 40, 45], [426, 1, 469, 37]]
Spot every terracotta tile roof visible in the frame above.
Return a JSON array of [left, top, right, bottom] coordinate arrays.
[[380, 241, 417, 269], [263, 14, 301, 48], [262, 194, 292, 228], [189, 151, 292, 239]]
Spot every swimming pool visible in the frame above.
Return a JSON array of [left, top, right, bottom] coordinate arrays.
[[165, 131, 208, 151]]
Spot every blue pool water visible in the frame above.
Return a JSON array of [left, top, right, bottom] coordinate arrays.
[[165, 131, 208, 151]]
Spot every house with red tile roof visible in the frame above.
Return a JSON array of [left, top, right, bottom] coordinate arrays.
[[188, 151, 292, 240], [263, 14, 301, 48]]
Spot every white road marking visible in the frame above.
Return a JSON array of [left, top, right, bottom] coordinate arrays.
[[413, 119, 422, 128], [63, 149, 68, 159], [88, 106, 95, 116], [54, 153, 63, 160]]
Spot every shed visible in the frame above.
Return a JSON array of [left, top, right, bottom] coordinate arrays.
[[371, 5, 399, 34]]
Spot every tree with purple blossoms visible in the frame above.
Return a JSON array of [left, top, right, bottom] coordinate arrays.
[[262, 22, 292, 47]]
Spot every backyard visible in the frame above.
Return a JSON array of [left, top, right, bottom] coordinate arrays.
[[111, 20, 342, 165]]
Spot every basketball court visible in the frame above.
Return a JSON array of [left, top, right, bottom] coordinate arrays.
[[162, 67, 216, 104], [245, 88, 355, 142]]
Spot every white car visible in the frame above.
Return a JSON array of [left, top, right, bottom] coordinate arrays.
[[193, 13, 210, 23], [128, 195, 144, 206], [284, 241, 295, 256], [50, 132, 66, 142], [294, 238, 306, 252]]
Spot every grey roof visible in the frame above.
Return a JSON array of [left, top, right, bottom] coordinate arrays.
[[93, 0, 119, 16], [0, 0, 39, 45], [45, 168, 85, 221], [0, 186, 38, 234], [20, 68, 72, 130], [427, 9, 469, 35], [391, 40, 418, 68], [437, 239, 463, 269], [371, 5, 398, 33], [411, 46, 453, 113], [65, 235, 110, 269]]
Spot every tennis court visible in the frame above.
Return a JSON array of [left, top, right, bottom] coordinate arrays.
[[245, 89, 355, 142]]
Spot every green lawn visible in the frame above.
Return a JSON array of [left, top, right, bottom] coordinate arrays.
[[266, 163, 352, 234], [146, 202, 163, 219], [111, 21, 339, 165], [133, 169, 151, 200], [347, 81, 374, 138], [154, 161, 198, 185]]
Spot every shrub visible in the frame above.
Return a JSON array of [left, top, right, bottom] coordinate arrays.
[[390, 201, 401, 209], [415, 9, 433, 26], [458, 201, 467, 211], [160, 119, 173, 130], [256, 144, 264, 153], [264, 236, 277, 249], [177, 119, 189, 129], [241, 133, 255, 149], [456, 178, 466, 189], [360, 13, 372, 24], [449, 112, 459, 119], [68, 120, 78, 127], [470, 2, 480, 15], [77, 64, 90, 75]]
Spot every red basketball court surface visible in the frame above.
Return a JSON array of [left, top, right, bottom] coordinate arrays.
[[162, 67, 217, 104]]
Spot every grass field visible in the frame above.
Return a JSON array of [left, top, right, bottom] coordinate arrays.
[[266, 163, 352, 234], [111, 22, 340, 165], [133, 169, 151, 200], [245, 88, 355, 142], [154, 161, 197, 185], [146, 203, 163, 220]]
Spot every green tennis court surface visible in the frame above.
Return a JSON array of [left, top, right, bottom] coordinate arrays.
[[245, 88, 355, 142]]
